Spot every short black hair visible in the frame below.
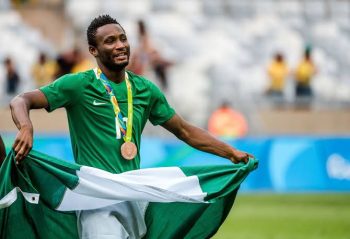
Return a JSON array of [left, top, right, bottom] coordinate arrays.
[[87, 15, 122, 47]]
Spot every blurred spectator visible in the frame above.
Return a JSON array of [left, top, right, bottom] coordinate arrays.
[[55, 51, 76, 78], [31, 52, 58, 87], [127, 20, 150, 75], [127, 20, 173, 90], [150, 48, 173, 90], [208, 102, 248, 138], [294, 46, 317, 105], [4, 57, 20, 95], [0, 135, 6, 166], [71, 48, 94, 73], [266, 52, 289, 97]]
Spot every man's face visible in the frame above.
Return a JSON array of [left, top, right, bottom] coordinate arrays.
[[91, 23, 130, 70]]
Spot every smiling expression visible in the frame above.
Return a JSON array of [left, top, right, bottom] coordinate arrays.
[[89, 23, 131, 70]]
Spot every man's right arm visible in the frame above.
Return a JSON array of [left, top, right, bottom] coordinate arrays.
[[10, 89, 48, 162]]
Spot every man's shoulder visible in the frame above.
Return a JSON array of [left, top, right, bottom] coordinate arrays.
[[70, 69, 95, 80], [128, 71, 148, 83], [57, 69, 95, 84], [128, 71, 154, 89], [127, 71, 159, 90]]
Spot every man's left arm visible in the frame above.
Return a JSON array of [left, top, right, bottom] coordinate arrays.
[[162, 114, 253, 164]]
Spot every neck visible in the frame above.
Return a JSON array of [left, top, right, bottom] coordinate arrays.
[[98, 63, 126, 83]]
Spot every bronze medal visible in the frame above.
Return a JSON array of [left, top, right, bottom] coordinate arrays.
[[121, 142, 137, 160], [97, 70, 137, 160]]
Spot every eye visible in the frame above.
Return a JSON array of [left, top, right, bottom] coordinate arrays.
[[104, 37, 116, 44], [120, 35, 127, 42]]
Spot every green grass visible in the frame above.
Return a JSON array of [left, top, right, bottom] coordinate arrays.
[[213, 193, 350, 239]]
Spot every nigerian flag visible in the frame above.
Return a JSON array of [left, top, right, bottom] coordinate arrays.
[[0, 150, 257, 239]]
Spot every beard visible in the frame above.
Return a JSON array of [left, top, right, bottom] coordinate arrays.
[[102, 56, 129, 71], [108, 61, 128, 70]]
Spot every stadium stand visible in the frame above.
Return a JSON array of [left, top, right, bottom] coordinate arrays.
[[0, 10, 55, 105], [0, 0, 349, 135]]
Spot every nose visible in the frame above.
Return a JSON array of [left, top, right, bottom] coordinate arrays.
[[115, 40, 127, 49]]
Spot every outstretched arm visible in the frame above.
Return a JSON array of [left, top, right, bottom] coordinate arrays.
[[162, 114, 253, 163], [10, 90, 48, 162]]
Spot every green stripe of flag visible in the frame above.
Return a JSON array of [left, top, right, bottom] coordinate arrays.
[[0, 149, 258, 239], [18, 150, 80, 209], [181, 160, 257, 202]]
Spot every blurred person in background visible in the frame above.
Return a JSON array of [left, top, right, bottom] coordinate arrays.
[[56, 48, 94, 77], [266, 52, 289, 99], [208, 101, 248, 139], [0, 135, 6, 166], [127, 19, 173, 90], [294, 46, 317, 107], [71, 47, 95, 73], [55, 50, 76, 78], [31, 52, 58, 87], [4, 57, 20, 96], [149, 47, 173, 90], [10, 14, 253, 239], [127, 20, 149, 75]]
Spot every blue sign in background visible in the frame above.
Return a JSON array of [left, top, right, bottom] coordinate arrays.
[[2, 133, 350, 192]]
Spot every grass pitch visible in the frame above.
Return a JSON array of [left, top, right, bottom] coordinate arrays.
[[213, 193, 350, 239]]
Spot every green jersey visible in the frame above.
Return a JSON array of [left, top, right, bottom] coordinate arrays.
[[40, 69, 175, 173]]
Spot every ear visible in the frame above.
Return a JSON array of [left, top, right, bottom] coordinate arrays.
[[89, 46, 98, 57]]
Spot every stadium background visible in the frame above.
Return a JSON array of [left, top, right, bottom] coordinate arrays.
[[0, 0, 349, 238]]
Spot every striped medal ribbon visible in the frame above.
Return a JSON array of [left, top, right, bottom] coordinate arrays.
[[96, 68, 137, 160]]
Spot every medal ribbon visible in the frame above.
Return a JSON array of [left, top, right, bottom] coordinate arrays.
[[96, 68, 133, 142]]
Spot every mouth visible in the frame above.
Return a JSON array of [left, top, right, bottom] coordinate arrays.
[[113, 52, 128, 61]]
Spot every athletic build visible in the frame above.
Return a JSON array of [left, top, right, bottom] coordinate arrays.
[[10, 15, 253, 238]]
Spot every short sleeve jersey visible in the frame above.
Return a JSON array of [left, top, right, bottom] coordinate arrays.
[[40, 69, 175, 173]]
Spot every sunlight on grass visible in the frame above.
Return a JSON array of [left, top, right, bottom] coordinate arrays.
[[213, 193, 350, 239]]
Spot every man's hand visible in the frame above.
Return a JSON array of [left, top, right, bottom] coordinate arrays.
[[13, 124, 33, 162], [230, 149, 254, 164], [10, 90, 49, 163]]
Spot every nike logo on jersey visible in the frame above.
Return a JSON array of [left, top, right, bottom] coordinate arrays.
[[93, 100, 107, 106]]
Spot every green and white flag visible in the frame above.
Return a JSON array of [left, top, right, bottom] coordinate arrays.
[[0, 150, 257, 239]]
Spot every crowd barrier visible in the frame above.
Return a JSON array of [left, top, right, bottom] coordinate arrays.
[[2, 134, 350, 192]]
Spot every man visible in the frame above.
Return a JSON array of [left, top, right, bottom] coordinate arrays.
[[295, 46, 317, 98], [267, 52, 289, 97], [31, 52, 57, 87], [208, 101, 248, 138], [127, 19, 172, 90], [10, 15, 253, 238], [4, 57, 20, 98]]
